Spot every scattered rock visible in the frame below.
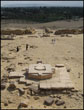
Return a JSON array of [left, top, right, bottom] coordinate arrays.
[[61, 34, 65, 37], [28, 84, 39, 95], [31, 106, 34, 109], [56, 95, 61, 99], [71, 89, 78, 92], [81, 93, 84, 97], [7, 67, 15, 73], [2, 75, 8, 83], [8, 100, 12, 104], [19, 100, 28, 108], [42, 33, 50, 37], [50, 94, 54, 98], [18, 88, 25, 95], [8, 82, 16, 90], [78, 72, 81, 78], [55, 99, 65, 106], [66, 34, 72, 37], [67, 68, 71, 72], [44, 105, 46, 108], [27, 95, 30, 99], [4, 101, 8, 106], [34, 96, 39, 100], [30, 45, 38, 49], [45, 28, 53, 33], [1, 83, 6, 90], [64, 105, 67, 108], [44, 97, 54, 106], [68, 93, 73, 97], [25, 28, 36, 34], [55, 64, 64, 67]]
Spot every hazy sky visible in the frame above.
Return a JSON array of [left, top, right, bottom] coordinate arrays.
[[1, 1, 83, 7]]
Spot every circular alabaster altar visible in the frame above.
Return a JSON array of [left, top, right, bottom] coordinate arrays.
[[28, 62, 54, 80]]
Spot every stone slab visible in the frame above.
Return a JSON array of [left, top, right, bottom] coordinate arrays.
[[19, 77, 26, 84], [40, 67, 74, 89], [9, 71, 24, 78], [28, 64, 53, 75]]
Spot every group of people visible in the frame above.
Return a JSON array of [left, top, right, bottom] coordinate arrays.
[[16, 38, 56, 52], [52, 38, 56, 44], [16, 44, 29, 52]]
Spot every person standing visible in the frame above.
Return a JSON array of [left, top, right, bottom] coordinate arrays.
[[26, 44, 29, 50], [16, 46, 19, 52]]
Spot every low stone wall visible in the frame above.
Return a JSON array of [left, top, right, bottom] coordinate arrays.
[[1, 28, 36, 35], [54, 29, 83, 35]]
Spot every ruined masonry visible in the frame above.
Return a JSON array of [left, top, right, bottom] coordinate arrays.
[[9, 61, 74, 90]]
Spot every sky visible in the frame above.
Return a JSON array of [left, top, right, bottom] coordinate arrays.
[[1, 1, 83, 7]]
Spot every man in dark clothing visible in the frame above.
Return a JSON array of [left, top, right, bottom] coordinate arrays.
[[16, 46, 19, 52], [26, 44, 29, 50]]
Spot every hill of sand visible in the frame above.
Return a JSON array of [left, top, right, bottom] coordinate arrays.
[[1, 18, 83, 30]]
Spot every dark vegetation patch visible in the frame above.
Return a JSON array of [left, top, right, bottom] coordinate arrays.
[[1, 7, 83, 23]]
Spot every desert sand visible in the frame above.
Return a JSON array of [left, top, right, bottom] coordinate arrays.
[[1, 19, 83, 109]]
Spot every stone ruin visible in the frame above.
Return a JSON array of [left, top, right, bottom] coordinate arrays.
[[28, 61, 54, 80], [8, 60, 74, 91], [54, 29, 83, 35], [1, 28, 36, 35]]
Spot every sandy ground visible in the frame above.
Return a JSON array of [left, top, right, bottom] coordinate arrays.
[[1, 29, 83, 109], [1, 19, 83, 109]]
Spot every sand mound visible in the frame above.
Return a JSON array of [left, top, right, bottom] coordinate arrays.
[[54, 29, 83, 35]]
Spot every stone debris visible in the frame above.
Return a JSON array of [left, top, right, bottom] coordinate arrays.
[[29, 84, 39, 95], [56, 95, 61, 99], [66, 34, 72, 37], [71, 89, 78, 92], [1, 28, 36, 35], [18, 88, 25, 95], [9, 71, 24, 78], [8, 82, 16, 90], [64, 105, 67, 108], [42, 33, 50, 37], [19, 100, 28, 108], [25, 28, 36, 34], [55, 99, 65, 106], [61, 34, 65, 37], [55, 64, 64, 67], [27, 95, 30, 99], [44, 97, 54, 106], [54, 29, 83, 35], [4, 102, 8, 106], [67, 68, 71, 72], [50, 94, 57, 98], [1, 83, 6, 90], [34, 96, 39, 100], [8, 99, 12, 104], [19, 77, 27, 84], [7, 67, 15, 73], [45, 28, 53, 33]]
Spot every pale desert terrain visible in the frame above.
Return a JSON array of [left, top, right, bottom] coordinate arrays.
[[1, 19, 83, 109]]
